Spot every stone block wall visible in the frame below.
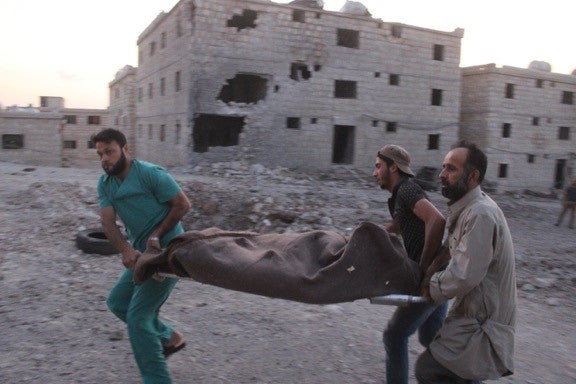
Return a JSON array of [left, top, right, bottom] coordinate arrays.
[[0, 112, 62, 166], [461, 64, 576, 191], [60, 108, 110, 168], [135, 0, 462, 174]]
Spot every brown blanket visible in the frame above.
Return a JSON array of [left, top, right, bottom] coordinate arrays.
[[134, 221, 421, 304]]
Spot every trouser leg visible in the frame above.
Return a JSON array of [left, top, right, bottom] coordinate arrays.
[[107, 270, 173, 383], [120, 270, 178, 384], [556, 206, 567, 225], [383, 302, 444, 384], [418, 301, 448, 347], [415, 349, 474, 384], [107, 269, 135, 323]]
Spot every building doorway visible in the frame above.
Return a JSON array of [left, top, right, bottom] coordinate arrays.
[[332, 125, 355, 164], [554, 159, 566, 189], [192, 114, 244, 153]]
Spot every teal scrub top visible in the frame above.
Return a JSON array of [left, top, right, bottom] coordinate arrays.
[[97, 159, 184, 252]]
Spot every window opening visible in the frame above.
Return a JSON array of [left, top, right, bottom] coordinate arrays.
[[558, 126, 570, 140], [175, 121, 181, 145], [63, 140, 77, 149], [431, 89, 443, 106], [65, 115, 77, 124], [292, 9, 305, 22], [337, 28, 359, 48], [88, 116, 101, 125], [562, 91, 574, 105], [428, 134, 440, 150], [502, 123, 511, 138], [334, 80, 357, 99], [498, 164, 508, 178], [2, 134, 24, 149], [505, 83, 514, 99], [286, 117, 301, 129], [386, 122, 397, 132], [175, 71, 181, 92], [433, 44, 444, 61], [389, 74, 399, 86]]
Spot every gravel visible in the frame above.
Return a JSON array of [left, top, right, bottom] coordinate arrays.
[[0, 160, 574, 383]]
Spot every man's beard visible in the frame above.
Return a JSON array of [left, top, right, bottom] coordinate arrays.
[[441, 173, 469, 201], [379, 172, 391, 190], [103, 152, 128, 176]]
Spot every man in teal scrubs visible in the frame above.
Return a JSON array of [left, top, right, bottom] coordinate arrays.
[[92, 128, 191, 384]]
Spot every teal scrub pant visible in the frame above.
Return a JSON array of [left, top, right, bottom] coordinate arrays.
[[107, 268, 179, 384]]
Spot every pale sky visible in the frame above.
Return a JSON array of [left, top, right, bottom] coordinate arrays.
[[1, 0, 574, 109]]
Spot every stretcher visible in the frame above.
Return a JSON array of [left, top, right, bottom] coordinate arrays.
[[137, 223, 425, 306], [155, 270, 428, 307]]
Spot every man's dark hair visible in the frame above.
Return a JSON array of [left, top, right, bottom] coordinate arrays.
[[451, 140, 487, 183], [91, 128, 127, 148]]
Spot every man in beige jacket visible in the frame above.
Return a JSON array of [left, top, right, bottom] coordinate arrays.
[[416, 141, 517, 383]]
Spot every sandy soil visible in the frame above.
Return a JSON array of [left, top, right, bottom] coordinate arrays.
[[0, 160, 574, 384]]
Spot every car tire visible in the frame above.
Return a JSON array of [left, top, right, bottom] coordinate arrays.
[[76, 228, 118, 255]]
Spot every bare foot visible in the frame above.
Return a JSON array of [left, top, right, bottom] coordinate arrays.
[[164, 330, 185, 348], [163, 330, 186, 358]]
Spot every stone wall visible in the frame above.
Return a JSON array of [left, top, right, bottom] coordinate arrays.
[[60, 108, 110, 168], [0, 112, 62, 166], [461, 64, 576, 191], [0, 97, 110, 168], [135, 0, 463, 173]]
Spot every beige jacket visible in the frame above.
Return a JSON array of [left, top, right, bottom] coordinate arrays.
[[429, 186, 517, 380]]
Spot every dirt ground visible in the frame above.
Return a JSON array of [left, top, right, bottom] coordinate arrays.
[[0, 160, 574, 384]]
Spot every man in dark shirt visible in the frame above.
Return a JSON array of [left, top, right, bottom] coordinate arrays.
[[555, 177, 576, 228], [373, 144, 448, 384]]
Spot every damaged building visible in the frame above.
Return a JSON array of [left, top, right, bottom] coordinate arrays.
[[132, 0, 463, 171]]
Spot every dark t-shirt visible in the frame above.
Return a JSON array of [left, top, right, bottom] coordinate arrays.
[[566, 185, 576, 202], [387, 177, 427, 262]]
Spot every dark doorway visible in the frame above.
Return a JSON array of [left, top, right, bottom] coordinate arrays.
[[554, 159, 566, 189], [192, 114, 245, 153], [332, 125, 355, 164]]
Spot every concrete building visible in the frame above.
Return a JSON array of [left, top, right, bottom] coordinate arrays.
[[109, 65, 138, 155], [133, 0, 464, 172], [460, 63, 576, 191], [0, 96, 109, 167]]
